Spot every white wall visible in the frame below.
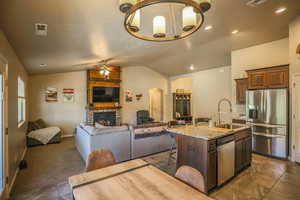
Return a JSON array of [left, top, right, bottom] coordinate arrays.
[[171, 77, 192, 93], [121, 66, 169, 124], [29, 71, 87, 136], [289, 16, 300, 161], [170, 66, 232, 121], [0, 30, 28, 186], [29, 67, 169, 128], [231, 38, 289, 114]]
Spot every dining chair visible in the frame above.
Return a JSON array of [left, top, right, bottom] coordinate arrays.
[[85, 149, 116, 172], [175, 165, 205, 193]]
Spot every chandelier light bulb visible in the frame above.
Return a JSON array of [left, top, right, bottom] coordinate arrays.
[[129, 10, 140, 32], [153, 16, 166, 38], [104, 70, 110, 76], [99, 70, 105, 75], [183, 6, 197, 32]]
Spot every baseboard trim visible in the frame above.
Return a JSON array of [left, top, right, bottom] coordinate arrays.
[[8, 147, 27, 195], [62, 134, 74, 138]]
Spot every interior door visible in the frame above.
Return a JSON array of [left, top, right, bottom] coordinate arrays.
[[0, 57, 7, 199], [149, 88, 163, 122], [293, 75, 300, 163]]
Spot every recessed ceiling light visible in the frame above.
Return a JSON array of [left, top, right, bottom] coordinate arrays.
[[232, 30, 239, 34], [205, 25, 212, 30], [189, 65, 195, 70], [40, 64, 47, 67], [275, 7, 287, 14]]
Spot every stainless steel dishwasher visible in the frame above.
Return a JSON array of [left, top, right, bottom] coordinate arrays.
[[217, 135, 235, 186]]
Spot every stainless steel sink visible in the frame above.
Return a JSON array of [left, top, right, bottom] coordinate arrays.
[[215, 123, 245, 130]]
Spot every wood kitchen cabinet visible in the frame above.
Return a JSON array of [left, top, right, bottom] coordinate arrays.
[[247, 65, 289, 89], [235, 129, 252, 174], [248, 71, 267, 89], [266, 68, 289, 88], [235, 78, 248, 104], [176, 135, 217, 193]]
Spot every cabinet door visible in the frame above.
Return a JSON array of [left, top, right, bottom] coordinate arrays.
[[207, 151, 217, 191], [235, 139, 244, 174], [235, 79, 248, 104], [248, 72, 267, 89], [266, 69, 289, 88], [244, 136, 252, 167]]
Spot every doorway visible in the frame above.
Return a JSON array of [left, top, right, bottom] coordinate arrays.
[[293, 74, 300, 163], [149, 88, 163, 122], [0, 56, 8, 198]]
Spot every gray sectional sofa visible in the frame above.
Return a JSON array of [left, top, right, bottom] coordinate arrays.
[[76, 124, 131, 162], [75, 122, 173, 163]]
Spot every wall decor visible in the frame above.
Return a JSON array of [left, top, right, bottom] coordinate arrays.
[[63, 88, 75, 103], [297, 43, 300, 57], [125, 89, 133, 102], [136, 93, 143, 101], [45, 88, 58, 102]]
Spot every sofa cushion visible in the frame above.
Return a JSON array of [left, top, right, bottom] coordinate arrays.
[[134, 126, 166, 135], [35, 119, 47, 129], [27, 121, 40, 133], [80, 123, 129, 136]]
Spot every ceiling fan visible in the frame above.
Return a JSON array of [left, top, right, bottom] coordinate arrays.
[[72, 58, 114, 77]]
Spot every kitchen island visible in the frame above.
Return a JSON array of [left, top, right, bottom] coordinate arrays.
[[168, 124, 252, 194]]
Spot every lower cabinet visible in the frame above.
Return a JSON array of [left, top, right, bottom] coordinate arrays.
[[235, 136, 252, 174], [176, 135, 217, 194]]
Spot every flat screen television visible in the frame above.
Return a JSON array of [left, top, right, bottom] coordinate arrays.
[[93, 87, 120, 103]]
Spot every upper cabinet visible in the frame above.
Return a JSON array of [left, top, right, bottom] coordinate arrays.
[[235, 78, 248, 105], [247, 65, 289, 90]]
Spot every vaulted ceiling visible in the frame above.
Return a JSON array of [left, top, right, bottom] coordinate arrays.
[[0, 0, 299, 76]]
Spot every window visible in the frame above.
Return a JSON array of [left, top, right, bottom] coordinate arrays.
[[18, 77, 25, 127]]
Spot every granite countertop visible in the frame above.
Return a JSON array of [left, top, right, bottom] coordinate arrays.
[[167, 124, 251, 140]]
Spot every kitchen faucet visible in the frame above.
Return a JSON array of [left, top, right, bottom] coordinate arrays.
[[217, 98, 232, 126]]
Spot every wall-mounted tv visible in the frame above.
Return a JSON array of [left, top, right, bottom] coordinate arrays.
[[93, 87, 120, 103]]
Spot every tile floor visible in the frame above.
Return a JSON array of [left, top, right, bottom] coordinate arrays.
[[10, 138, 300, 200]]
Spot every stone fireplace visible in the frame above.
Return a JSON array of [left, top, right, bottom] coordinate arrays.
[[86, 108, 121, 126]]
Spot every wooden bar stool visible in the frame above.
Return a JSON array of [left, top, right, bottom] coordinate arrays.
[[175, 165, 205, 193], [85, 149, 116, 172]]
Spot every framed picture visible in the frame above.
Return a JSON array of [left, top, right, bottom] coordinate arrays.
[[45, 88, 58, 102], [63, 88, 75, 103]]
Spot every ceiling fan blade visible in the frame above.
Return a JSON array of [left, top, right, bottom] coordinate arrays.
[[72, 62, 99, 67], [72, 57, 116, 68]]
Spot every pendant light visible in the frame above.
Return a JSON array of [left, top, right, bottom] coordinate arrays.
[[153, 16, 166, 38], [183, 6, 197, 32], [129, 10, 140, 32], [119, 0, 137, 13], [121, 0, 210, 42]]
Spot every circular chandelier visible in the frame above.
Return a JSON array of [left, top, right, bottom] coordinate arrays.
[[119, 0, 212, 42]]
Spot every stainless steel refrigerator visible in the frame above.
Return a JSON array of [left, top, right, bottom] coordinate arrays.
[[246, 88, 288, 159]]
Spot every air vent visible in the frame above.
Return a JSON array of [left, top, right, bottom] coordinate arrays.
[[35, 23, 48, 36], [246, 0, 267, 7]]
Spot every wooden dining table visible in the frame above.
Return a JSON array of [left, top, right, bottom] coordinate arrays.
[[69, 159, 213, 200]]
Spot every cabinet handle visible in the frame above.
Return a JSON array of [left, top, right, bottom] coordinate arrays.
[[187, 145, 195, 152]]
